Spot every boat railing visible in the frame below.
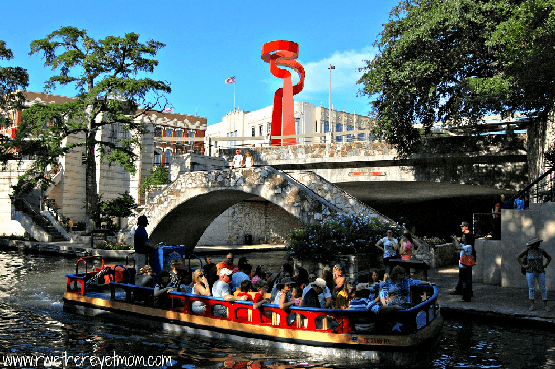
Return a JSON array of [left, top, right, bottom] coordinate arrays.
[[104, 281, 439, 335], [75, 255, 105, 275], [66, 262, 131, 295]]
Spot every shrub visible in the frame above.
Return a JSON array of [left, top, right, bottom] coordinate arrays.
[[140, 165, 169, 194], [287, 215, 402, 264], [96, 240, 133, 250]]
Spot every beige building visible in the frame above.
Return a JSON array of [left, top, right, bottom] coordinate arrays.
[[206, 101, 372, 148], [0, 91, 206, 237]]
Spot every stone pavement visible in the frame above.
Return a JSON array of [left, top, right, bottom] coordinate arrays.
[[428, 266, 555, 328]]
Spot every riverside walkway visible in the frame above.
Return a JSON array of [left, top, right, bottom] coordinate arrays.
[[1, 240, 554, 328]]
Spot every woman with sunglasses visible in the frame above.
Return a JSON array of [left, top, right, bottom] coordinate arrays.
[[191, 269, 211, 313]]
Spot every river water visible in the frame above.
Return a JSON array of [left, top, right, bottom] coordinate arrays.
[[1, 249, 555, 369]]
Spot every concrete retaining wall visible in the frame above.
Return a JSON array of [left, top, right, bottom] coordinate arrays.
[[474, 202, 555, 289]]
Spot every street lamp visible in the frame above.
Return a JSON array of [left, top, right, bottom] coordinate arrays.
[[328, 64, 335, 142]]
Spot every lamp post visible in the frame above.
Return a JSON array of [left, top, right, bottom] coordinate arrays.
[[328, 64, 335, 142]]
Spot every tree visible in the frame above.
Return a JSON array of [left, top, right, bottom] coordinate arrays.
[[139, 165, 169, 194], [0, 40, 29, 133], [358, 0, 555, 155], [8, 27, 171, 229], [90, 191, 138, 230]]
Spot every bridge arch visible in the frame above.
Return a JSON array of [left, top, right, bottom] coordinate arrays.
[[132, 167, 343, 247]]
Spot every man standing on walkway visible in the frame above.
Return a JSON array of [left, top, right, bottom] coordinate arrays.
[[450, 221, 475, 302], [133, 215, 159, 274]]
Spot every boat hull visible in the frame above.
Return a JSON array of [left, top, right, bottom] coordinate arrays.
[[63, 291, 443, 365]]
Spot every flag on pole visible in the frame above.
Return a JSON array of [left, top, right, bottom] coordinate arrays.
[[225, 76, 236, 84]]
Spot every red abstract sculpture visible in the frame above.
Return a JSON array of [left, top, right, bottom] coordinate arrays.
[[261, 40, 305, 146]]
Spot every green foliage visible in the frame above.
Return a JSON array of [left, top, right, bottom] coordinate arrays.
[[0, 40, 29, 116], [140, 165, 169, 194], [0, 40, 28, 159], [95, 240, 133, 250], [358, 0, 555, 155], [287, 215, 401, 264], [90, 191, 138, 229], [5, 26, 172, 228]]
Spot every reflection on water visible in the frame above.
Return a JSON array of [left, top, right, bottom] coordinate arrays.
[[1, 249, 555, 368]]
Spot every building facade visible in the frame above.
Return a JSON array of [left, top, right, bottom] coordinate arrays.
[[206, 101, 373, 148], [0, 91, 207, 235]]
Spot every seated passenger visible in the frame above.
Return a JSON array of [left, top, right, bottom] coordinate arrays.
[[252, 280, 271, 310], [332, 265, 346, 297], [237, 280, 254, 301], [232, 263, 252, 291], [154, 270, 176, 309], [274, 277, 296, 310], [290, 286, 303, 307], [211, 268, 235, 317], [335, 278, 356, 309], [135, 265, 155, 288], [236, 280, 254, 321], [169, 259, 186, 292], [216, 253, 237, 275], [302, 278, 326, 308], [369, 265, 424, 314], [191, 269, 211, 314], [202, 255, 218, 290]]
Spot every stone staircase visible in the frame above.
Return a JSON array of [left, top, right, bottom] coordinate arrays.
[[13, 198, 66, 242]]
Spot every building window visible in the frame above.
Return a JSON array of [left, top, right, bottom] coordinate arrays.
[[252, 127, 256, 137], [267, 123, 271, 135], [154, 127, 162, 137], [165, 149, 172, 166], [259, 125, 263, 136], [165, 128, 173, 138], [176, 129, 183, 145], [154, 152, 161, 166]]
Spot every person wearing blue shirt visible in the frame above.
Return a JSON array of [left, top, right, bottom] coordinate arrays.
[[134, 215, 158, 274], [514, 194, 526, 210]]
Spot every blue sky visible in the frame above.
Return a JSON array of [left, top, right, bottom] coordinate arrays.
[[2, 0, 399, 126]]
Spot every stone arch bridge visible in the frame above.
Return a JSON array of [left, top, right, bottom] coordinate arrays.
[[127, 166, 390, 247]]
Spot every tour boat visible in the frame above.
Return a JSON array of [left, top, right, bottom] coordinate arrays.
[[63, 256, 443, 366]]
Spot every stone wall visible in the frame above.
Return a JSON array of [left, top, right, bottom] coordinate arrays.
[[474, 202, 555, 289], [197, 200, 303, 246], [286, 170, 391, 222], [216, 137, 528, 191], [0, 161, 33, 237]]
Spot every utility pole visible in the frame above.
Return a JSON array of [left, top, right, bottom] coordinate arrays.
[[328, 64, 335, 142]]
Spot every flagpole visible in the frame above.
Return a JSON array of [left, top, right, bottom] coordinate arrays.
[[234, 75, 236, 112]]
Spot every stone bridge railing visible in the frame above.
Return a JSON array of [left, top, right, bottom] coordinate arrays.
[[285, 170, 391, 223], [125, 166, 368, 247]]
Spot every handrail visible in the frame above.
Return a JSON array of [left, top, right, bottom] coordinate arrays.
[[103, 283, 440, 334], [188, 254, 203, 271], [76, 255, 105, 275]]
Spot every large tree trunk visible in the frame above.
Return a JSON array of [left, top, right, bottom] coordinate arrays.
[[526, 110, 555, 203], [85, 128, 99, 232]]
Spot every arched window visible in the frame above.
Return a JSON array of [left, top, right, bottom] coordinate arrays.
[[165, 149, 172, 166]]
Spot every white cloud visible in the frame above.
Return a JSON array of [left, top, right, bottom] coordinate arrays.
[[261, 47, 376, 94], [301, 47, 376, 94], [258, 47, 377, 115]]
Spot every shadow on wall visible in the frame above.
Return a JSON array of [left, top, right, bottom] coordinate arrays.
[[474, 202, 555, 289]]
